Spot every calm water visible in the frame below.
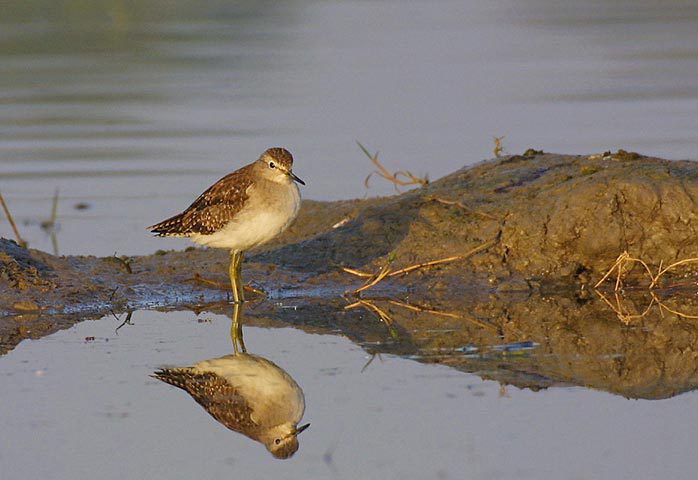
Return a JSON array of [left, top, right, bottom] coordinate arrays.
[[2, 0, 698, 255], [1, 308, 696, 480], [1, 2, 698, 479]]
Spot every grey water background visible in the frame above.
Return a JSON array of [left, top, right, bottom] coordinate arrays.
[[2, 0, 698, 255], [1, 1, 698, 479]]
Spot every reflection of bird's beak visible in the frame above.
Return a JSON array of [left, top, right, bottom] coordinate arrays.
[[295, 423, 310, 435], [285, 169, 305, 186]]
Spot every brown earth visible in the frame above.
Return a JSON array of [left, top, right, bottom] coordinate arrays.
[[5, 150, 698, 316], [2, 151, 698, 399]]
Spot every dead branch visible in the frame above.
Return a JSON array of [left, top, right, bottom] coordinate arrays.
[[595, 251, 698, 291], [0, 191, 27, 247], [357, 142, 428, 191], [428, 196, 500, 220], [343, 238, 497, 294], [493, 136, 505, 158]]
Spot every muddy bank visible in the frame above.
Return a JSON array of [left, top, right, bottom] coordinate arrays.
[[3, 150, 698, 399], [3, 289, 695, 400], [3, 151, 698, 316], [240, 290, 698, 400]]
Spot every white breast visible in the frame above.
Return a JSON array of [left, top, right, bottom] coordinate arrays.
[[190, 181, 300, 251]]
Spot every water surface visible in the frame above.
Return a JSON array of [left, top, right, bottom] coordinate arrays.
[[2, 0, 698, 255], [1, 308, 696, 479]]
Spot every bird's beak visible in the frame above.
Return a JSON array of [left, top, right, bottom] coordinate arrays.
[[286, 170, 305, 186], [295, 423, 310, 435]]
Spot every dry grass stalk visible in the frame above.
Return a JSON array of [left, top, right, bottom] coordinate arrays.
[[429, 196, 500, 220], [342, 238, 497, 295], [594, 289, 656, 324], [345, 298, 398, 338], [386, 298, 497, 331], [595, 250, 698, 290], [0, 191, 27, 248], [493, 136, 505, 158], [357, 142, 428, 191], [346, 296, 497, 332], [595, 288, 698, 324], [188, 273, 266, 296]]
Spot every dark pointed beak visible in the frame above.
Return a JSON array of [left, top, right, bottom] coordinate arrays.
[[288, 171, 305, 186], [295, 423, 310, 435]]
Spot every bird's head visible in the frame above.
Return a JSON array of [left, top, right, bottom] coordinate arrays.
[[256, 147, 305, 186], [262, 422, 310, 459]]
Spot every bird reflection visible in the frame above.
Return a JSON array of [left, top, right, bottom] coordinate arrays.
[[153, 303, 309, 459]]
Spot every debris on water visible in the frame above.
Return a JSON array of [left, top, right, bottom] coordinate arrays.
[[455, 345, 479, 353], [491, 341, 539, 352]]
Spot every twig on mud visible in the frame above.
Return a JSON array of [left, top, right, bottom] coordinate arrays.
[[111, 253, 133, 274], [650, 292, 698, 320], [0, 191, 27, 248], [594, 251, 698, 291], [345, 299, 399, 338], [353, 260, 394, 295], [188, 273, 267, 296], [594, 288, 656, 324], [594, 288, 698, 324], [342, 238, 497, 296], [493, 136, 506, 158], [346, 296, 497, 333], [429, 197, 500, 220], [649, 258, 698, 288], [357, 141, 428, 191], [385, 297, 497, 331]]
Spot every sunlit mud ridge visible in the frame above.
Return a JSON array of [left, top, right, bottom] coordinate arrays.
[[2, 152, 698, 360], [7, 151, 698, 309]]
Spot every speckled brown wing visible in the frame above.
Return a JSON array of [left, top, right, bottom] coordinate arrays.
[[153, 369, 258, 434], [148, 164, 255, 236]]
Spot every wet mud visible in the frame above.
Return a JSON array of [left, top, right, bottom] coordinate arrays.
[[2, 152, 698, 399]]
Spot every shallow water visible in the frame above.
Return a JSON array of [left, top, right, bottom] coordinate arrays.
[[2, 2, 698, 478], [1, 308, 696, 480], [2, 0, 698, 255]]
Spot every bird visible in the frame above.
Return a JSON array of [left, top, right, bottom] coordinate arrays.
[[153, 304, 309, 459], [148, 148, 304, 303]]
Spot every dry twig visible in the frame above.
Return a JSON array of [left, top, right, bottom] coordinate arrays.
[[429, 197, 500, 220], [342, 238, 497, 295], [595, 288, 698, 324], [345, 298, 399, 338], [595, 251, 698, 290], [493, 136, 506, 158], [0, 191, 26, 247], [358, 142, 428, 191], [346, 296, 497, 333]]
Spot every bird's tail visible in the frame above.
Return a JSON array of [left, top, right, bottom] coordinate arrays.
[[148, 213, 190, 237], [151, 368, 193, 390]]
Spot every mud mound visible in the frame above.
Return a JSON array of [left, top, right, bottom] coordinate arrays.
[[2, 152, 698, 315], [262, 152, 698, 283], [0, 238, 53, 290]]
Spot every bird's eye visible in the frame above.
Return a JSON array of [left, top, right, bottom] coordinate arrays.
[[269, 162, 276, 169], [275, 438, 281, 445]]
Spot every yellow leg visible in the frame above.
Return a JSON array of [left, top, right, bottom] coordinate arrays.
[[229, 303, 246, 354], [229, 250, 246, 304]]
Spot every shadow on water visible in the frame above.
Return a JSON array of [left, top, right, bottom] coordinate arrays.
[[152, 303, 310, 459]]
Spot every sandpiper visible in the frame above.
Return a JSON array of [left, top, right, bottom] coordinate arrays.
[[148, 148, 304, 303], [153, 304, 309, 459], [153, 353, 308, 458]]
